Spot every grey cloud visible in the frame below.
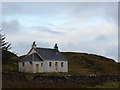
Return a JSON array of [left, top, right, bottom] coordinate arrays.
[[2, 2, 118, 26], [95, 35, 107, 41], [40, 28, 62, 34], [63, 2, 118, 24], [2, 2, 23, 15], [30, 26, 63, 34], [2, 2, 60, 18], [2, 20, 20, 34], [3, 2, 117, 20], [36, 21, 78, 31], [2, 19, 62, 35]]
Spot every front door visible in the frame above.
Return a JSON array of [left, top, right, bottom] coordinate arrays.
[[55, 62, 58, 71], [36, 64, 39, 73]]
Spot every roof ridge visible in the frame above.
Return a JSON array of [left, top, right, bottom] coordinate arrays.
[[36, 47, 56, 50]]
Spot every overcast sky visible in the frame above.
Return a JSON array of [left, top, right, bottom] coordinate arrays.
[[2, 2, 118, 61]]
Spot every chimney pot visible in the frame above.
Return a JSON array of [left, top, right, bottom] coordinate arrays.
[[54, 43, 58, 50], [32, 41, 36, 48]]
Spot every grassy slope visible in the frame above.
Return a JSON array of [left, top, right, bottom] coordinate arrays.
[[92, 81, 120, 88], [62, 52, 119, 75], [2, 51, 119, 75], [2, 51, 120, 88]]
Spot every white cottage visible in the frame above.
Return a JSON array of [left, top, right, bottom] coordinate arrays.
[[19, 42, 68, 73]]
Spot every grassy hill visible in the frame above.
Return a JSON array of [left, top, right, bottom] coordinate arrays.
[[62, 52, 119, 75], [2, 51, 119, 75], [2, 51, 120, 88], [2, 50, 19, 73]]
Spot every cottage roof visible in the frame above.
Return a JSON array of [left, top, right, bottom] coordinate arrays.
[[20, 47, 66, 62], [20, 53, 43, 62], [36, 48, 66, 61]]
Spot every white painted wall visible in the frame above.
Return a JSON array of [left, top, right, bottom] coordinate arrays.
[[24, 62, 33, 73], [18, 62, 21, 72], [44, 61, 68, 72], [19, 62, 25, 72], [32, 61, 44, 73], [19, 60, 68, 73]]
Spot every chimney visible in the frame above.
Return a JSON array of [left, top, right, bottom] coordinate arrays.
[[32, 41, 36, 49], [54, 43, 58, 50]]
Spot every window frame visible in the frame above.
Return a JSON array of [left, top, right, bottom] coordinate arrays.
[[41, 63, 43, 67], [49, 62, 52, 67], [22, 62, 24, 66], [61, 62, 64, 67], [30, 61, 32, 64]]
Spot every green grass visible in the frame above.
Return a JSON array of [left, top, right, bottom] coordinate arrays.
[[2, 62, 18, 73], [89, 81, 120, 88], [3, 79, 87, 88], [3, 75, 120, 88], [2, 52, 119, 76], [62, 52, 119, 75], [2, 49, 120, 88]]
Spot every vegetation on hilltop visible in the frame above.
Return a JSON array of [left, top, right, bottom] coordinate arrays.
[[62, 52, 119, 75], [2, 51, 119, 75], [1, 31, 18, 72]]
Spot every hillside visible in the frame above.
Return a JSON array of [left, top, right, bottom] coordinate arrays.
[[2, 51, 120, 88], [2, 50, 18, 63], [2, 51, 119, 75], [2, 50, 18, 73], [62, 52, 119, 75]]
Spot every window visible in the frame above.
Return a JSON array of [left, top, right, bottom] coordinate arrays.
[[30, 61, 32, 64], [49, 62, 52, 67], [55, 62, 57, 65], [22, 62, 24, 66], [61, 62, 64, 67], [41, 63, 43, 67]]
